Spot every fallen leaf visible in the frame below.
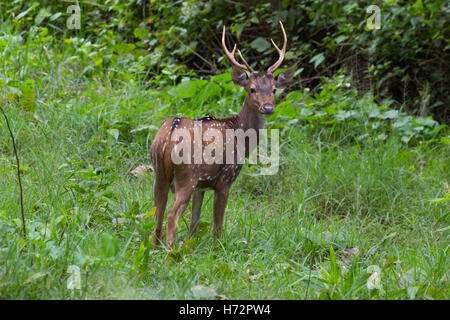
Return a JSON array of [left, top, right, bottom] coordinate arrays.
[[366, 265, 382, 290], [191, 285, 217, 299], [130, 165, 153, 178], [33, 113, 43, 122], [339, 247, 359, 265], [25, 272, 47, 284], [67, 265, 81, 290]]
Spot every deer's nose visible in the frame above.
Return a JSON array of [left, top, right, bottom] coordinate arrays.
[[260, 103, 274, 114]]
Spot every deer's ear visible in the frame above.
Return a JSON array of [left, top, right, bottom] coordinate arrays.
[[274, 68, 295, 89], [231, 66, 249, 87]]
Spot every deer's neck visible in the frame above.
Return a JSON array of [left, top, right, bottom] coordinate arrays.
[[235, 96, 268, 131]]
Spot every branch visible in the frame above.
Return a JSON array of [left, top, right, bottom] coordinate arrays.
[[0, 105, 26, 238], [223, 0, 250, 7]]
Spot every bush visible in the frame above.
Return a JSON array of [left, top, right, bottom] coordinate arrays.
[[1, 0, 448, 122]]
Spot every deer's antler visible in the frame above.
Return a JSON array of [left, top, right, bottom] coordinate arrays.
[[267, 21, 287, 75], [222, 25, 254, 73]]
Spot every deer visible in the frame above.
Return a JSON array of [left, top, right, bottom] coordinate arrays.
[[150, 22, 295, 249]]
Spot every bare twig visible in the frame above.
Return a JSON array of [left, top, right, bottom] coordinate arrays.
[[174, 38, 215, 69], [223, 0, 250, 7], [301, 76, 321, 84], [58, 225, 67, 245], [142, 0, 146, 19], [193, 62, 218, 75], [0, 105, 26, 238]]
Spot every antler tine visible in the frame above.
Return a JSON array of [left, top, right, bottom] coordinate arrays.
[[267, 21, 287, 74], [221, 25, 254, 73], [237, 49, 253, 73]]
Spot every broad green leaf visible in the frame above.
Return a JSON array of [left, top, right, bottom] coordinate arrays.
[[211, 71, 231, 83], [310, 53, 325, 69], [134, 27, 149, 40], [380, 110, 399, 119], [199, 82, 221, 101], [329, 246, 339, 284], [172, 79, 206, 99], [440, 136, 450, 144], [412, 0, 424, 14], [145, 207, 156, 218], [35, 9, 51, 25], [101, 233, 119, 258], [112, 43, 136, 54], [407, 286, 419, 299], [49, 12, 62, 21], [250, 37, 271, 52], [335, 35, 348, 44], [107, 129, 119, 140]]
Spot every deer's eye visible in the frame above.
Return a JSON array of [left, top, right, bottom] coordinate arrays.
[[250, 88, 256, 93]]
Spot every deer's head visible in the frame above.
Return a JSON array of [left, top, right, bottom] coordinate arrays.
[[222, 22, 295, 115]]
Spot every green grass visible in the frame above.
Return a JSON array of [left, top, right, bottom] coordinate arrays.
[[0, 22, 449, 300]]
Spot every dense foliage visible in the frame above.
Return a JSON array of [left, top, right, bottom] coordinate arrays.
[[0, 0, 448, 300], [1, 0, 449, 122]]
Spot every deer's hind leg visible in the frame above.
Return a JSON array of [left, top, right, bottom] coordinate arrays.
[[152, 171, 170, 247], [150, 132, 173, 247], [165, 169, 198, 249]]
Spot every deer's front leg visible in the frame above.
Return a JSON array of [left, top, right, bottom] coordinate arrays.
[[189, 189, 205, 237], [212, 187, 230, 238]]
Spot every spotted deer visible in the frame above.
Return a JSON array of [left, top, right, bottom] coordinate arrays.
[[151, 22, 295, 249]]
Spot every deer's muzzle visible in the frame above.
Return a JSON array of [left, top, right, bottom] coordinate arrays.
[[260, 103, 274, 115]]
